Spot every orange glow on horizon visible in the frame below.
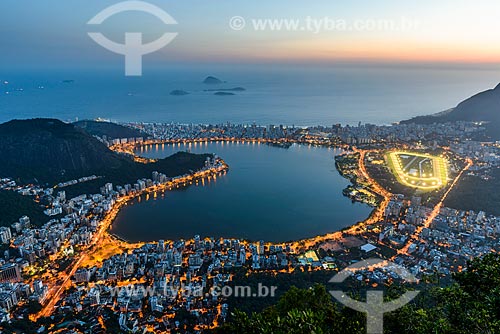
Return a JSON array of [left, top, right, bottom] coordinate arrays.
[[231, 38, 500, 64]]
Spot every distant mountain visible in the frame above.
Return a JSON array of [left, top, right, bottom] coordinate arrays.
[[0, 119, 210, 189], [401, 83, 500, 139], [203, 76, 224, 84], [74, 120, 146, 139]]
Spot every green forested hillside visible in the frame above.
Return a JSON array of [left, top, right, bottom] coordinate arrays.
[[0, 190, 47, 227], [217, 254, 500, 334]]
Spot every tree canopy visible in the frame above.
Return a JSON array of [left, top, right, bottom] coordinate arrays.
[[218, 254, 500, 334]]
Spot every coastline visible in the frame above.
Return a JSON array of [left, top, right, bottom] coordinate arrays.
[[106, 140, 383, 249], [110, 137, 350, 158]]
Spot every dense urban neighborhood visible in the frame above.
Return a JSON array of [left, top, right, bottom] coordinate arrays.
[[0, 118, 499, 333]]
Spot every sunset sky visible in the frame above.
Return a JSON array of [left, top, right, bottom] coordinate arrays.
[[2, 0, 500, 69]]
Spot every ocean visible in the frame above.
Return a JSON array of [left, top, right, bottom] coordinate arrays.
[[1, 64, 499, 126]]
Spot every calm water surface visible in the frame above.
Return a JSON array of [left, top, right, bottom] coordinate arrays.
[[2, 65, 500, 126], [110, 142, 372, 242]]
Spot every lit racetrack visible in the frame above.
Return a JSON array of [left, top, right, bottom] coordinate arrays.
[[386, 151, 448, 190]]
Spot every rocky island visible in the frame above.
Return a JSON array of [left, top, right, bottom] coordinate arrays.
[[204, 87, 246, 92], [203, 76, 224, 84], [169, 89, 190, 96]]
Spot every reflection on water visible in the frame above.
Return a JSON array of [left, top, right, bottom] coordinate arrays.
[[111, 142, 372, 243]]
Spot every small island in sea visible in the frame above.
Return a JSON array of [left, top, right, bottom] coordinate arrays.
[[203, 76, 224, 84], [170, 89, 190, 96], [204, 87, 246, 92], [214, 91, 235, 96]]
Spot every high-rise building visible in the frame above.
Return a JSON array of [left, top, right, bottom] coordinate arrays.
[[0, 264, 21, 283], [87, 287, 100, 305], [104, 183, 113, 194], [189, 254, 202, 269], [74, 268, 91, 283], [0, 227, 12, 244], [152, 171, 159, 182], [258, 240, 265, 255], [239, 247, 247, 264], [157, 240, 165, 253], [194, 235, 200, 250], [19, 216, 30, 228]]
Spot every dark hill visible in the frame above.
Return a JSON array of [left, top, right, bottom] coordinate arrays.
[[401, 83, 500, 139], [0, 190, 47, 227], [0, 119, 127, 183], [74, 120, 146, 139], [0, 119, 210, 190]]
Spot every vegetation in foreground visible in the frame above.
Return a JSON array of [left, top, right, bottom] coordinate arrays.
[[218, 254, 500, 334]]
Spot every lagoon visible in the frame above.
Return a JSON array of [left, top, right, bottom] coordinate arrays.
[[110, 142, 372, 242]]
